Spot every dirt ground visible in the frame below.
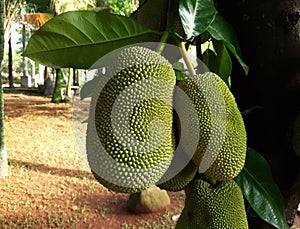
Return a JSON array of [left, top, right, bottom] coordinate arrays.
[[0, 89, 184, 229], [0, 88, 299, 229]]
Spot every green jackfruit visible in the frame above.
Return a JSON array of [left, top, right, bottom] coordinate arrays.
[[293, 112, 300, 157], [86, 46, 176, 194], [175, 72, 247, 181], [176, 179, 248, 229], [158, 157, 198, 192], [157, 109, 197, 192]]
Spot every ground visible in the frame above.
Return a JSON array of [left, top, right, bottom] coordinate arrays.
[[0, 89, 184, 229], [0, 89, 299, 229]]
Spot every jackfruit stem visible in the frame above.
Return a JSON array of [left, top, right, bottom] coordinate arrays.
[[178, 42, 196, 77], [207, 178, 217, 186]]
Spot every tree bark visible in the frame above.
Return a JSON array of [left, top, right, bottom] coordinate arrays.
[[0, 0, 8, 178], [52, 68, 64, 103], [22, 23, 29, 87], [216, 0, 300, 227], [8, 36, 13, 88]]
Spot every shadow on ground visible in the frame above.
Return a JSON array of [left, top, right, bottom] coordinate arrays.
[[8, 159, 93, 180], [4, 87, 44, 96]]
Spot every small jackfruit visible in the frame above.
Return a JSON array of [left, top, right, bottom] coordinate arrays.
[[176, 179, 248, 229], [175, 72, 247, 181], [86, 46, 176, 193]]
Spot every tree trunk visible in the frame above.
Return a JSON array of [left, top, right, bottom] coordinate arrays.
[[72, 68, 76, 86], [52, 68, 64, 103], [216, 0, 300, 227], [65, 68, 72, 97], [22, 23, 29, 87], [43, 66, 48, 79], [8, 36, 14, 88], [0, 0, 8, 178]]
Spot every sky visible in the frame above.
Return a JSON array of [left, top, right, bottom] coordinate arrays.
[[11, 23, 23, 50]]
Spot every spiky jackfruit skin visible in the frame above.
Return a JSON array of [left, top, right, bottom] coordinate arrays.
[[157, 106, 198, 192], [175, 72, 247, 181], [158, 159, 198, 192], [176, 179, 248, 229], [86, 46, 176, 194]]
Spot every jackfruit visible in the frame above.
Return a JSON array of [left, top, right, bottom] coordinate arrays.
[[86, 46, 176, 194], [176, 179, 248, 229], [157, 156, 198, 192], [157, 108, 198, 191], [292, 111, 300, 157], [175, 72, 247, 181]]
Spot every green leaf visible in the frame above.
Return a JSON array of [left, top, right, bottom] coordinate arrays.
[[206, 14, 249, 75], [173, 62, 188, 80], [179, 0, 217, 38], [26, 0, 51, 6], [236, 148, 289, 229], [175, 70, 187, 81], [24, 11, 160, 69], [202, 40, 232, 86]]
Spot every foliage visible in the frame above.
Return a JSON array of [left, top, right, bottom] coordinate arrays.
[[24, 0, 288, 228], [179, 0, 217, 37], [23, 11, 160, 68], [24, 13, 53, 30], [236, 148, 289, 229], [25, 1, 53, 14], [26, 0, 51, 6], [13, 76, 21, 84], [3, 0, 23, 40], [108, 0, 138, 16], [51, 0, 96, 14], [2, 49, 23, 74]]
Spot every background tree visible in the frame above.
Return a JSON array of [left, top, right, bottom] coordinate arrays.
[[0, 0, 8, 178], [0, 0, 25, 178], [0, 0, 53, 178], [4, 0, 23, 88]]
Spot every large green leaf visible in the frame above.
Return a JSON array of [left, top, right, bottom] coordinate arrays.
[[206, 14, 249, 75], [179, 0, 217, 38], [24, 11, 160, 69], [236, 148, 289, 229], [202, 40, 232, 86]]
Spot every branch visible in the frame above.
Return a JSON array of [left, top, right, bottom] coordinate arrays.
[[178, 41, 196, 77]]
